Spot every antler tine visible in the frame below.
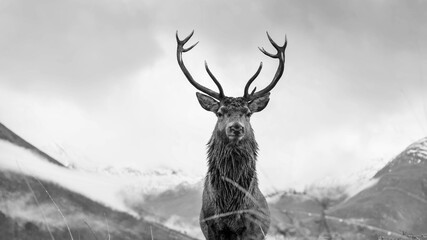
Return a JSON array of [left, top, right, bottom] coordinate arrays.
[[266, 31, 280, 49], [259, 32, 287, 58], [176, 31, 199, 52], [176, 31, 224, 100], [258, 47, 276, 58], [204, 61, 225, 99], [243, 62, 263, 99], [244, 32, 287, 101]]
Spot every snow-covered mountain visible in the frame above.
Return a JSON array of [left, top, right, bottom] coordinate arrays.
[[373, 137, 427, 177], [327, 137, 427, 238]]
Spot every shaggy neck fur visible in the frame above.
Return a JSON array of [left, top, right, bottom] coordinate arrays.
[[206, 130, 259, 213]]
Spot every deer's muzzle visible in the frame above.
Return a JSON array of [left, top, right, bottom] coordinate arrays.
[[226, 122, 245, 141]]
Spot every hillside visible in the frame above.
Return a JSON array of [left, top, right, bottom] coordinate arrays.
[[0, 121, 197, 240], [0, 122, 64, 167], [2, 119, 426, 239], [139, 137, 427, 239], [264, 138, 427, 239], [0, 170, 197, 240], [328, 137, 427, 237]]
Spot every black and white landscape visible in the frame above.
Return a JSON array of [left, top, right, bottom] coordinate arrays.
[[1, 115, 427, 239], [1, 0, 426, 239]]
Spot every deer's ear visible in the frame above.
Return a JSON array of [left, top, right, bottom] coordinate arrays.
[[249, 93, 270, 113], [196, 92, 219, 112]]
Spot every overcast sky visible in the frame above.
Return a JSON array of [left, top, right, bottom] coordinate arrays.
[[0, 0, 426, 191]]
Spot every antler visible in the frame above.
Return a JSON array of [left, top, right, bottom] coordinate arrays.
[[243, 32, 287, 101], [176, 31, 225, 100]]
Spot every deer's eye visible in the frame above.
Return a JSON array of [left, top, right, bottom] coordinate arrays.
[[217, 112, 223, 118], [246, 112, 252, 117]]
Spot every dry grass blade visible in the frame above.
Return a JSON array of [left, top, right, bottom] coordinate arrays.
[[259, 224, 266, 239], [150, 226, 154, 240], [200, 176, 270, 232], [277, 209, 412, 240], [35, 178, 74, 240], [201, 209, 258, 222], [83, 220, 99, 240], [16, 161, 56, 240], [221, 176, 260, 206], [103, 212, 111, 240], [23, 176, 56, 240], [221, 176, 269, 221], [200, 176, 269, 224]]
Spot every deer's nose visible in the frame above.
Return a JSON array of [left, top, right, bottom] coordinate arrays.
[[229, 123, 244, 134]]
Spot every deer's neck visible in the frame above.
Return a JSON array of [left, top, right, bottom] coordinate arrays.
[[206, 136, 259, 211]]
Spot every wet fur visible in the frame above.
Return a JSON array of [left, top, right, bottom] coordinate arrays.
[[200, 120, 270, 240]]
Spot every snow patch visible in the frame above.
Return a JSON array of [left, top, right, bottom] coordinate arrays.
[[405, 137, 427, 160]]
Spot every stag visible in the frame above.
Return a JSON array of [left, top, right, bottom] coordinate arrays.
[[176, 31, 287, 240]]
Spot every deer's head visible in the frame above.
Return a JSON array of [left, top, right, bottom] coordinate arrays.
[[177, 31, 287, 142]]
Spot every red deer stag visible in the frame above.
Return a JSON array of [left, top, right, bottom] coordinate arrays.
[[176, 31, 287, 240]]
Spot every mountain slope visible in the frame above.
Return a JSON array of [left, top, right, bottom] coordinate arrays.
[[0, 121, 197, 240], [117, 137, 427, 239], [131, 182, 203, 238], [328, 137, 427, 237], [0, 122, 64, 167], [0, 170, 197, 240]]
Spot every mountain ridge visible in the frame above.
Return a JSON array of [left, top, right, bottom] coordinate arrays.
[[327, 136, 427, 237], [0, 122, 64, 167]]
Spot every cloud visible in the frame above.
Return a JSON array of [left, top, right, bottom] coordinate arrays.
[[0, 0, 162, 104], [2, 0, 425, 107], [0, 139, 200, 217], [0, 192, 69, 228], [158, 0, 427, 112], [0, 0, 426, 194]]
